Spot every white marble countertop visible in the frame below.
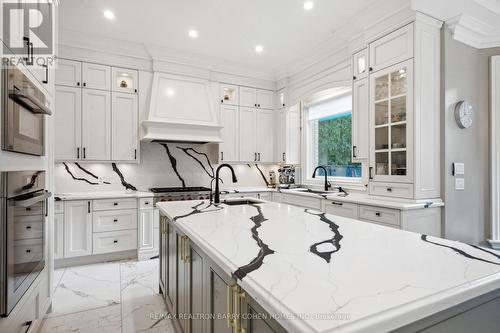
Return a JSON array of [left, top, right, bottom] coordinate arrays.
[[221, 186, 275, 193], [157, 199, 499, 333], [279, 189, 444, 210], [55, 191, 153, 201]]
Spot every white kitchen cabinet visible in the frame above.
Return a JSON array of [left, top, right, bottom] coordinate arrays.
[[369, 59, 414, 184], [275, 104, 301, 164], [239, 107, 258, 162], [323, 201, 359, 219], [54, 213, 64, 260], [256, 90, 274, 109], [352, 78, 369, 161], [352, 48, 368, 81], [55, 86, 82, 160], [112, 92, 138, 161], [369, 23, 414, 73], [240, 87, 274, 109], [281, 193, 322, 210], [112, 67, 138, 94], [276, 89, 287, 109], [256, 110, 274, 163], [82, 63, 111, 90], [220, 105, 239, 162], [93, 230, 137, 254], [64, 201, 92, 258], [240, 87, 257, 108], [220, 84, 239, 105], [93, 209, 137, 232], [55, 59, 82, 88], [82, 89, 112, 160], [139, 208, 155, 252]]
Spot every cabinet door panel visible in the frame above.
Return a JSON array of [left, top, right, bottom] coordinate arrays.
[[239, 107, 257, 162], [352, 78, 369, 161], [64, 201, 92, 258], [189, 247, 204, 333], [82, 89, 111, 160], [369, 23, 414, 73], [82, 63, 111, 90], [240, 87, 257, 108], [56, 59, 81, 87], [220, 105, 239, 162], [54, 213, 64, 259], [256, 110, 274, 163], [112, 92, 138, 161], [369, 59, 413, 183], [285, 105, 301, 164], [167, 221, 177, 312], [256, 90, 274, 109], [55, 86, 81, 160], [208, 268, 234, 333], [139, 209, 154, 251]]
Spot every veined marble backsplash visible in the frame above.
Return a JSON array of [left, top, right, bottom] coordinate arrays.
[[55, 142, 279, 193]]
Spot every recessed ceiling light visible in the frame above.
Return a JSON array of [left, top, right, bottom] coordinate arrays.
[[103, 10, 115, 20], [188, 30, 198, 38], [255, 45, 264, 53], [303, 1, 314, 10]]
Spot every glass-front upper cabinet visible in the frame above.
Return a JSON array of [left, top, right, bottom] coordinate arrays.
[[369, 59, 413, 183], [112, 67, 138, 94], [352, 48, 368, 81]]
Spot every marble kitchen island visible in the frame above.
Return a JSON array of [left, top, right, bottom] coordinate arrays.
[[157, 199, 500, 333]]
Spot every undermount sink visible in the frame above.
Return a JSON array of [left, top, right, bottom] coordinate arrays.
[[222, 199, 263, 206]]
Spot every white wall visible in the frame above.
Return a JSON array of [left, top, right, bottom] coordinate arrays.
[[55, 142, 277, 193]]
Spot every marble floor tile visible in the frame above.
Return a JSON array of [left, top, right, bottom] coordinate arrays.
[[53, 268, 65, 292], [40, 304, 121, 333], [49, 261, 121, 317], [120, 259, 170, 333]]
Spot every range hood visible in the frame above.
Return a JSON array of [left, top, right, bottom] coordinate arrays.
[[141, 72, 222, 143]]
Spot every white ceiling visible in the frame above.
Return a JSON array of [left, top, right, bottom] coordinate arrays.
[[58, 0, 379, 74]]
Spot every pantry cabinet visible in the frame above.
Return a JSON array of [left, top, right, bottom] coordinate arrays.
[[55, 59, 139, 162], [220, 105, 240, 162], [64, 201, 92, 258]]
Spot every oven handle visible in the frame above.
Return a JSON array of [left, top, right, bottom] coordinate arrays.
[[14, 191, 52, 208], [9, 90, 52, 116]]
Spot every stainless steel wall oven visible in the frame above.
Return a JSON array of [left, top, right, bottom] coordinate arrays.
[[0, 171, 51, 316], [2, 63, 52, 156]]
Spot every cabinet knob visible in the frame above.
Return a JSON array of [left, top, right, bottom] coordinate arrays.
[[77, 82, 81, 86], [221, 99, 224, 103], [145, 202, 149, 205], [113, 240, 118, 243], [83, 82, 87, 87], [369, 67, 373, 72], [26, 225, 32, 229], [113, 219, 118, 222], [353, 76, 357, 80], [113, 202, 118, 206], [134, 89, 138, 93], [258, 104, 261, 107], [26, 249, 31, 253], [386, 188, 392, 192], [375, 212, 381, 217]]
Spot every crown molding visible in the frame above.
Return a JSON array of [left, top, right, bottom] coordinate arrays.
[[447, 14, 500, 49]]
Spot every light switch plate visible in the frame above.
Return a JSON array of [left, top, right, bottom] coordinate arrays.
[[453, 162, 465, 176], [455, 178, 465, 190]]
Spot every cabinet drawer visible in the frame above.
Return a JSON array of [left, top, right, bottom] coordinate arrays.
[[359, 205, 400, 226], [14, 203, 44, 216], [14, 239, 43, 264], [369, 23, 414, 72], [369, 182, 414, 199], [324, 201, 359, 219], [54, 200, 64, 214], [93, 209, 137, 232], [14, 216, 44, 240], [93, 230, 137, 254], [139, 197, 154, 209], [93, 198, 137, 211], [281, 194, 321, 210]]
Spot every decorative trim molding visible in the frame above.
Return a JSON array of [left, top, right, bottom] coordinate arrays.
[[490, 55, 500, 249], [447, 14, 500, 49]]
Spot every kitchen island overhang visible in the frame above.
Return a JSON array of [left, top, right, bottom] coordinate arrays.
[[157, 199, 500, 333]]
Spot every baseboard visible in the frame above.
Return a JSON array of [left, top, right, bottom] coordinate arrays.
[[55, 250, 137, 268]]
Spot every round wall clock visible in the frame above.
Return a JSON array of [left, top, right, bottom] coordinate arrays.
[[454, 101, 474, 129]]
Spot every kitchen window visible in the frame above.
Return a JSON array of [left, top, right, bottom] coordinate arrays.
[[304, 90, 362, 184]]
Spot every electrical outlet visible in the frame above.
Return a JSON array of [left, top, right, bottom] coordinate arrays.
[[455, 178, 465, 190]]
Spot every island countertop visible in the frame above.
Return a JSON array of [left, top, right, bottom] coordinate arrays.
[[156, 199, 500, 333]]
